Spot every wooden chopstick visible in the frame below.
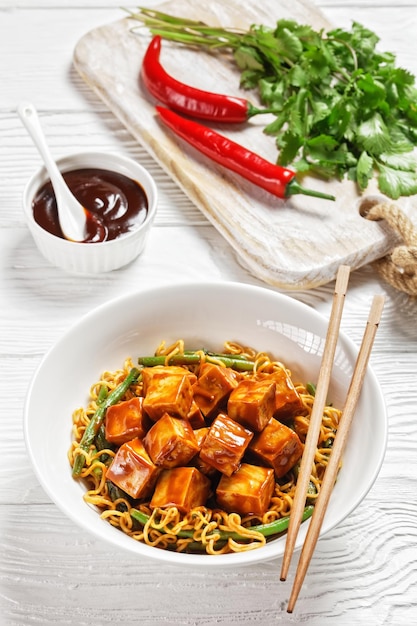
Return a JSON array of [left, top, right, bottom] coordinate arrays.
[[286, 293, 385, 613], [280, 264, 351, 582]]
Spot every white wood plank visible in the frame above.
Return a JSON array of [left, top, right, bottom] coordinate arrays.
[[1, 0, 416, 9]]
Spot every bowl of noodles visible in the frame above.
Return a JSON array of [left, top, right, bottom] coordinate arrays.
[[24, 281, 387, 567]]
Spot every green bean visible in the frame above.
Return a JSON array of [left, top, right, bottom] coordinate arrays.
[[96, 384, 109, 405], [292, 463, 317, 496], [130, 505, 314, 546], [306, 382, 317, 396], [94, 424, 114, 465], [187, 350, 252, 362], [95, 424, 110, 451], [72, 367, 141, 477], [138, 354, 200, 367], [137, 350, 255, 371], [107, 480, 130, 502], [107, 481, 130, 512], [93, 385, 112, 459]]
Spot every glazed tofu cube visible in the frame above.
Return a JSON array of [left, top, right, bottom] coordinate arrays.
[[228, 378, 276, 432], [249, 418, 303, 478], [150, 466, 211, 514], [216, 463, 275, 516], [105, 396, 149, 445], [106, 437, 158, 499], [192, 427, 217, 477], [143, 413, 199, 468], [141, 366, 197, 394], [192, 363, 239, 417], [199, 413, 253, 476], [258, 368, 304, 419], [187, 400, 206, 429], [193, 427, 209, 449], [143, 370, 193, 422]]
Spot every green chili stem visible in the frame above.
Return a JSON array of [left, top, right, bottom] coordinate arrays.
[[246, 103, 282, 118], [72, 367, 141, 477], [286, 178, 336, 201]]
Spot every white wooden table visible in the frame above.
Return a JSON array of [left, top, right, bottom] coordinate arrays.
[[1, 1, 416, 624]]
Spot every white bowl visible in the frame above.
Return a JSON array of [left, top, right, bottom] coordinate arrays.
[[24, 282, 387, 567], [23, 151, 157, 273]]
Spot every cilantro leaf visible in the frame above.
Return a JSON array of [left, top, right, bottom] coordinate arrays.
[[356, 113, 392, 154], [357, 73, 387, 109], [311, 100, 331, 125], [377, 163, 417, 199], [274, 26, 304, 61], [276, 130, 303, 165], [233, 46, 264, 72], [288, 64, 309, 88], [356, 151, 374, 191]]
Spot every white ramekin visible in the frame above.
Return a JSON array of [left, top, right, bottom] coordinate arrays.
[[23, 151, 158, 274]]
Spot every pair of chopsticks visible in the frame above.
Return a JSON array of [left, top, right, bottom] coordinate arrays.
[[280, 264, 384, 613]]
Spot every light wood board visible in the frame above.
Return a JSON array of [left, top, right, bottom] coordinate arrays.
[[73, 0, 415, 289]]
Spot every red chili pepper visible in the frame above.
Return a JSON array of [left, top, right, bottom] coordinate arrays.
[[156, 106, 336, 201], [141, 36, 267, 123]]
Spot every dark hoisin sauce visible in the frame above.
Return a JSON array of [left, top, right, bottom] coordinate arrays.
[[32, 167, 148, 243]]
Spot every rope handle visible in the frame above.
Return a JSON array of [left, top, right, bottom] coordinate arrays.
[[364, 202, 417, 297]]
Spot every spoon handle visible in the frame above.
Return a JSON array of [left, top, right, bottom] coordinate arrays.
[[17, 102, 87, 241], [17, 102, 66, 185]]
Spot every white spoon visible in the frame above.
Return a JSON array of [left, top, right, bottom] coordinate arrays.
[[17, 102, 87, 241]]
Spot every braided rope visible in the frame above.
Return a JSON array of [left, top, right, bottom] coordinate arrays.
[[365, 202, 417, 296]]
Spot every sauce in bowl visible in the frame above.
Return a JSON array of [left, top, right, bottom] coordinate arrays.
[[32, 167, 149, 243]]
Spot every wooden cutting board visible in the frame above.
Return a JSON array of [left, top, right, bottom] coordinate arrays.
[[73, 0, 414, 289]]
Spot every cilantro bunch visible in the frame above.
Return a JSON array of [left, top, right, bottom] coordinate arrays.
[[238, 20, 417, 199], [131, 9, 417, 199]]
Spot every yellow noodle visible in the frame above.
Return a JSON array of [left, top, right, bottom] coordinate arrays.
[[227, 537, 265, 552], [206, 539, 231, 555], [177, 538, 196, 552], [223, 341, 256, 359], [198, 522, 221, 544], [202, 354, 227, 368]]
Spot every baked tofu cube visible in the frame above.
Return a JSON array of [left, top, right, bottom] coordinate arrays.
[[193, 427, 209, 449], [187, 400, 206, 429], [199, 413, 253, 476], [143, 370, 193, 422], [192, 427, 217, 477], [105, 396, 149, 446], [150, 466, 211, 514], [258, 368, 304, 419], [216, 463, 275, 516], [141, 366, 197, 394], [143, 413, 199, 468], [228, 378, 276, 432], [106, 437, 158, 499], [249, 418, 303, 478], [192, 363, 239, 417]]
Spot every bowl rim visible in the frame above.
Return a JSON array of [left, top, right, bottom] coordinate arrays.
[[23, 280, 388, 567]]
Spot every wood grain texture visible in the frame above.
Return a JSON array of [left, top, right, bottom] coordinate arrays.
[[1, 1, 417, 625]]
